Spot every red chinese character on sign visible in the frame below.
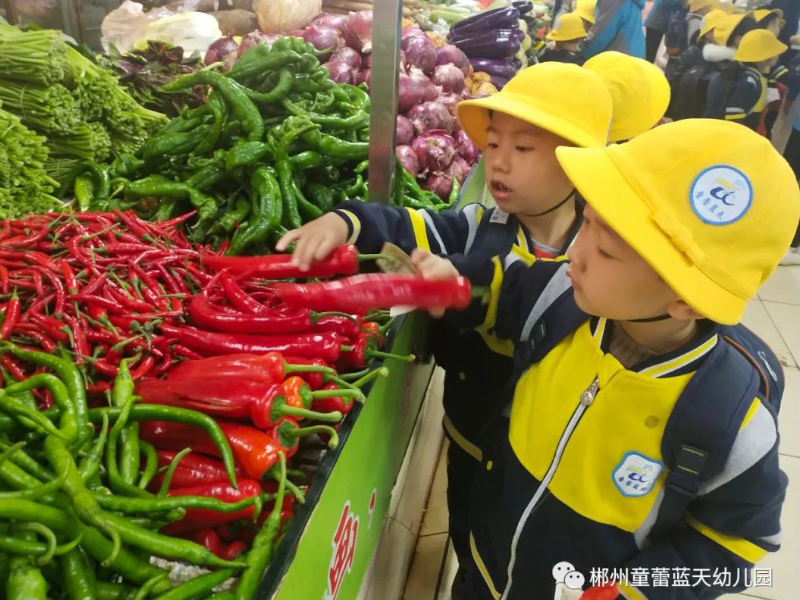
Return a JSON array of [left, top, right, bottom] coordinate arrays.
[[324, 501, 359, 600]]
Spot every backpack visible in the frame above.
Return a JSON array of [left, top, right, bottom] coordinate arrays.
[[704, 63, 741, 119], [664, 46, 702, 119], [664, 9, 689, 57], [509, 266, 785, 543], [674, 61, 738, 120]]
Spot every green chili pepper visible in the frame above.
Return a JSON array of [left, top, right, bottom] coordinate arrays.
[[138, 440, 158, 490], [290, 151, 324, 171], [141, 127, 211, 164], [228, 167, 283, 256], [276, 159, 302, 230], [213, 197, 251, 236], [74, 174, 95, 213], [60, 548, 97, 600], [228, 47, 302, 84], [194, 91, 228, 156], [5, 534, 48, 600], [0, 440, 54, 483], [78, 413, 108, 483], [153, 198, 179, 222], [96, 581, 137, 600], [245, 67, 295, 104], [225, 141, 274, 171], [114, 359, 141, 487], [92, 491, 264, 515], [306, 182, 334, 211], [448, 176, 461, 206], [0, 393, 64, 438], [0, 465, 67, 501], [165, 71, 264, 142], [292, 180, 324, 221], [282, 98, 368, 129], [105, 391, 152, 500], [185, 166, 226, 192], [153, 568, 236, 600], [301, 129, 369, 160], [110, 154, 145, 179]]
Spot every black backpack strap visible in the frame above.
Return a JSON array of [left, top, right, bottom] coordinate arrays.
[[648, 340, 761, 542], [465, 207, 521, 257]]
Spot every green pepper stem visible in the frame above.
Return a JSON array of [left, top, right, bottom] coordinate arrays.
[[311, 387, 365, 401], [285, 425, 339, 449], [357, 253, 394, 262], [284, 363, 337, 376], [157, 447, 192, 497], [309, 311, 359, 324], [368, 349, 416, 364], [278, 405, 343, 423], [351, 367, 389, 389], [338, 368, 370, 382]]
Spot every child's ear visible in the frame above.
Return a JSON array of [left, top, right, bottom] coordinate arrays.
[[667, 300, 706, 322]]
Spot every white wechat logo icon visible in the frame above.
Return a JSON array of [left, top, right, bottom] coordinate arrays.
[[553, 562, 586, 600]]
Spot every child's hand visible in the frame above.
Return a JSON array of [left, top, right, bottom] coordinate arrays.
[[412, 250, 460, 318], [275, 214, 349, 271]]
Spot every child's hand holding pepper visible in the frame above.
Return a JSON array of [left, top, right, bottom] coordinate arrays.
[[411, 249, 460, 318]]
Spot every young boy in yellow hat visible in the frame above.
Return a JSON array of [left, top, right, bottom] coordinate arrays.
[[411, 118, 798, 600], [574, 0, 597, 32], [723, 28, 788, 130], [542, 12, 589, 64]]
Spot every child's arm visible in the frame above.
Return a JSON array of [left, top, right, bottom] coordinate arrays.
[[277, 202, 485, 271], [582, 0, 625, 59], [619, 402, 786, 599]]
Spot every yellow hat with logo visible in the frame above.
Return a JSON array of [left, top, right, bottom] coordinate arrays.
[[555, 119, 800, 325], [689, 0, 721, 13], [583, 52, 670, 142], [547, 13, 589, 42], [734, 29, 787, 62], [712, 13, 749, 45], [575, 0, 596, 25], [699, 9, 727, 38], [456, 63, 613, 150]]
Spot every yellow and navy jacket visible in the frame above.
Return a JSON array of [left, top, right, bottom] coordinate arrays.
[[332, 200, 582, 456], [724, 65, 768, 130], [447, 253, 787, 600]]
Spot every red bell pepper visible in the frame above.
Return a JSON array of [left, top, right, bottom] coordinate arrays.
[[312, 383, 358, 416], [150, 451, 245, 491], [360, 321, 386, 347], [167, 352, 336, 386], [190, 529, 248, 561], [201, 246, 381, 279], [266, 417, 340, 457], [579, 584, 619, 600], [282, 376, 364, 411], [339, 334, 415, 370], [271, 274, 474, 313], [160, 479, 263, 535], [140, 419, 283, 481], [158, 324, 345, 363], [135, 378, 343, 429], [282, 357, 330, 390]]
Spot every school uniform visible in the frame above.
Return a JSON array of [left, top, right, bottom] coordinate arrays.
[[539, 48, 586, 65], [332, 196, 583, 563], [443, 253, 787, 600], [583, 0, 647, 59], [724, 65, 768, 130]]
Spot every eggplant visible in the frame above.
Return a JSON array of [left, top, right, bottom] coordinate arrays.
[[512, 1, 534, 16], [452, 30, 522, 59], [490, 73, 511, 90], [468, 57, 517, 79], [450, 6, 519, 36]]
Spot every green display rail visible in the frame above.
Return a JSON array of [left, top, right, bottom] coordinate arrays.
[[253, 312, 434, 600]]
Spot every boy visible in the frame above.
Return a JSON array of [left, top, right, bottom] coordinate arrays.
[[411, 118, 798, 600], [277, 63, 616, 588], [542, 12, 588, 64], [723, 28, 787, 129], [582, 0, 646, 59]]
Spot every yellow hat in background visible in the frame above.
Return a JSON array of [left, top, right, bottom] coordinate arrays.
[[575, 0, 596, 24], [699, 9, 727, 38], [555, 119, 800, 325], [734, 29, 787, 62], [688, 0, 721, 13], [583, 52, 670, 142], [712, 12, 748, 45], [456, 63, 613, 150], [753, 8, 786, 29], [547, 13, 588, 42]]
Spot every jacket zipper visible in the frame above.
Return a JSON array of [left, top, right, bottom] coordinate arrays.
[[500, 377, 600, 600]]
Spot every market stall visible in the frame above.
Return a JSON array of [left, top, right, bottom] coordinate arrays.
[[0, 1, 538, 598]]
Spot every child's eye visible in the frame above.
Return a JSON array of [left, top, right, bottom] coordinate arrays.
[[515, 146, 532, 152], [598, 248, 615, 260], [487, 142, 499, 149]]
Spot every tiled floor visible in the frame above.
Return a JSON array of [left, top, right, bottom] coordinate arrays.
[[401, 265, 800, 600]]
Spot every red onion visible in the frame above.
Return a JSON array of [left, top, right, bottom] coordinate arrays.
[[223, 51, 239, 71], [346, 10, 373, 53], [401, 35, 437, 75], [446, 155, 472, 184], [423, 173, 454, 200], [398, 72, 425, 113], [436, 45, 470, 76], [408, 101, 454, 136], [402, 26, 427, 39], [205, 36, 238, 65], [396, 145, 420, 177], [330, 46, 362, 71], [238, 31, 278, 57], [409, 71, 437, 102], [396, 116, 414, 146], [455, 130, 480, 165], [312, 13, 349, 33], [303, 25, 343, 59], [356, 68, 371, 90], [324, 61, 355, 85], [438, 92, 461, 116], [433, 64, 466, 94], [412, 130, 457, 174]]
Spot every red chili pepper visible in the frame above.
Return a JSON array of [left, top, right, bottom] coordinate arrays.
[[189, 529, 248, 560], [271, 274, 474, 313], [0, 290, 21, 340], [266, 417, 339, 458], [220, 271, 269, 315], [158, 325, 345, 363], [579, 584, 619, 600], [361, 322, 386, 347], [312, 383, 357, 416], [158, 210, 198, 233], [281, 376, 363, 410], [128, 261, 169, 311], [59, 260, 79, 296], [339, 334, 415, 370], [106, 281, 155, 313], [202, 246, 368, 279], [61, 313, 89, 363], [11, 324, 56, 353], [282, 357, 330, 390], [150, 451, 246, 491], [0, 265, 8, 295], [167, 352, 335, 387], [173, 344, 204, 360], [139, 420, 283, 480], [160, 479, 264, 535], [135, 378, 340, 429], [27, 314, 70, 344], [313, 315, 362, 339], [1, 354, 27, 381]]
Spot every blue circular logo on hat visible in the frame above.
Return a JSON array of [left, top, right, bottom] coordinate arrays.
[[689, 165, 753, 226]]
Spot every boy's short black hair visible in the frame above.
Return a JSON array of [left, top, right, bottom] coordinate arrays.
[[729, 16, 758, 47]]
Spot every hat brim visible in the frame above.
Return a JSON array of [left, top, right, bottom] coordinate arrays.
[[457, 92, 605, 151], [735, 38, 788, 62], [546, 30, 587, 41], [555, 145, 745, 324]]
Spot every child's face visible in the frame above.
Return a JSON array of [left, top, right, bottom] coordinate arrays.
[[766, 18, 782, 37], [566, 206, 682, 321], [483, 112, 574, 215]]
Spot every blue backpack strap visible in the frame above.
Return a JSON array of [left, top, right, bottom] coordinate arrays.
[[648, 326, 779, 542]]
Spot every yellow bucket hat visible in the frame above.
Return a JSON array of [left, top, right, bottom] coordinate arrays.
[[456, 63, 613, 150], [699, 9, 727, 38], [583, 51, 670, 142], [575, 0, 596, 25], [753, 8, 785, 29], [712, 13, 749, 45], [547, 13, 588, 42], [734, 29, 788, 62], [555, 119, 800, 325], [688, 0, 721, 12]]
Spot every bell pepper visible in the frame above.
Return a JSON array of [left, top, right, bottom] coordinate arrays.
[[312, 383, 357, 416], [282, 357, 330, 390], [266, 417, 339, 457], [135, 378, 342, 429], [360, 322, 385, 347], [150, 451, 245, 491], [167, 352, 336, 385], [140, 419, 284, 481], [281, 376, 364, 410], [191, 529, 248, 561], [160, 479, 264, 535]]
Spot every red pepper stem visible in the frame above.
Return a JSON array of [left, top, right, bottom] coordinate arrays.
[[351, 367, 389, 389], [284, 425, 340, 449], [278, 405, 343, 423]]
